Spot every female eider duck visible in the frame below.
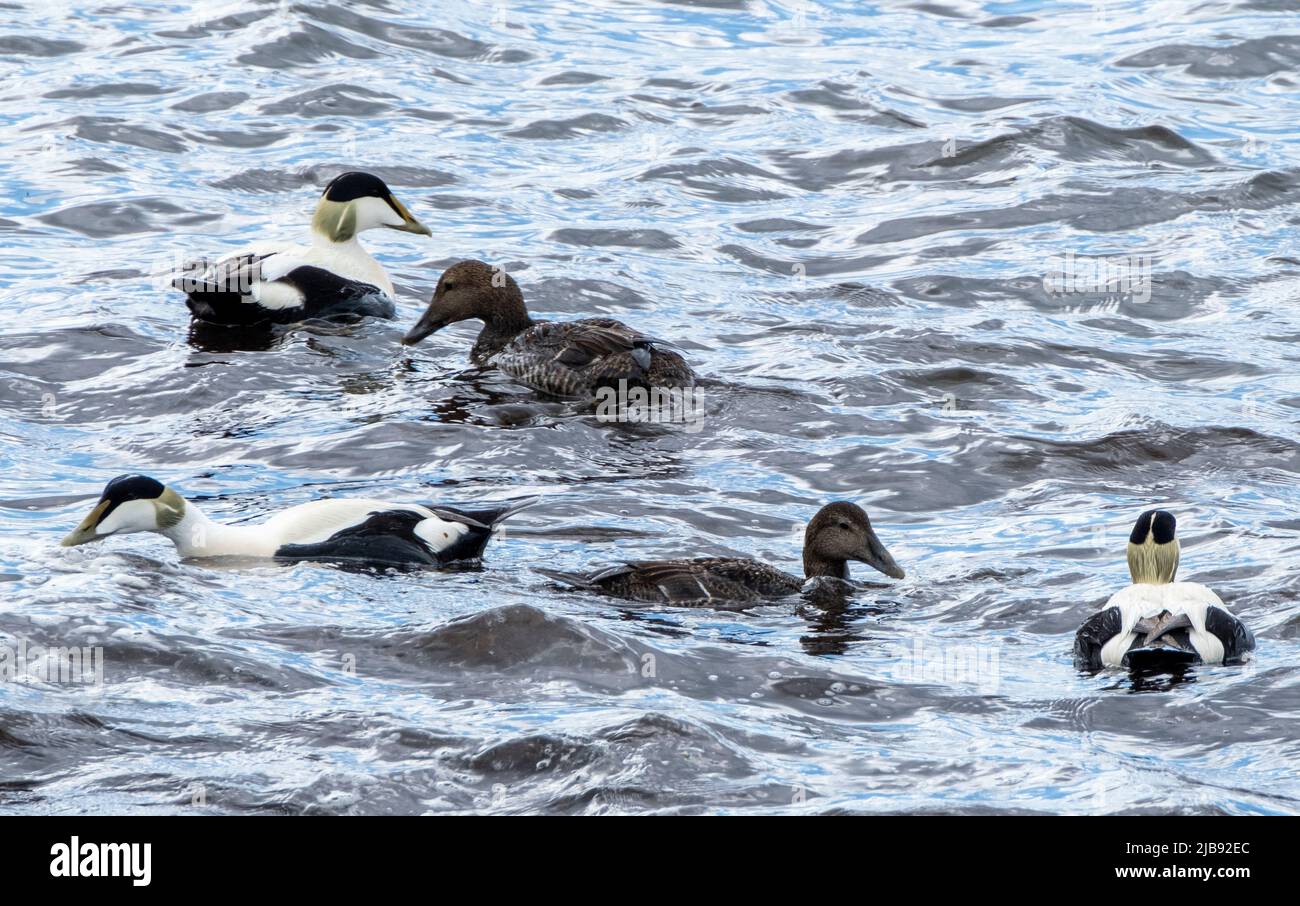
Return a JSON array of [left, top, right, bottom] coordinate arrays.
[[537, 502, 904, 606], [174, 171, 431, 326], [60, 474, 533, 569], [401, 260, 696, 398], [1073, 509, 1255, 671]]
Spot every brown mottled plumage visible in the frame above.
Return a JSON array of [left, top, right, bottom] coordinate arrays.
[[402, 260, 695, 398], [538, 502, 905, 606]]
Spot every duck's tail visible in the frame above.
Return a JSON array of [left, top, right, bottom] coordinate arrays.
[[1122, 646, 1199, 672], [1121, 611, 1200, 672], [430, 495, 540, 531], [426, 496, 539, 565]]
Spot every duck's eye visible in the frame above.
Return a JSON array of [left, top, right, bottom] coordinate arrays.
[[443, 281, 455, 292], [838, 522, 851, 530]]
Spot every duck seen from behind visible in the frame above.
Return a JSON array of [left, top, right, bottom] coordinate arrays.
[[401, 260, 696, 398], [174, 171, 432, 326], [1073, 509, 1255, 671], [61, 474, 533, 569], [537, 502, 904, 606]]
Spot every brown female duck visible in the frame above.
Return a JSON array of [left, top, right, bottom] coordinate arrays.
[[402, 260, 696, 398], [537, 502, 904, 606]]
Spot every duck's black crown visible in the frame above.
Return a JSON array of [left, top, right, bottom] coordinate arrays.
[[96, 474, 165, 522], [322, 171, 392, 202], [102, 474, 164, 504], [1130, 509, 1176, 545]]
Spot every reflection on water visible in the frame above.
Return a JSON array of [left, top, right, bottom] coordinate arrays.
[[0, 0, 1298, 814]]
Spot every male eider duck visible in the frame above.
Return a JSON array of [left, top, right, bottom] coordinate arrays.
[[401, 260, 696, 398], [174, 171, 432, 326], [1073, 509, 1255, 671], [537, 502, 904, 606], [61, 474, 533, 569]]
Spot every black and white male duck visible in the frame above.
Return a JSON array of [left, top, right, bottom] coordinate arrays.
[[537, 502, 904, 606], [174, 172, 431, 326], [1073, 509, 1255, 671], [61, 474, 533, 569], [401, 260, 696, 398]]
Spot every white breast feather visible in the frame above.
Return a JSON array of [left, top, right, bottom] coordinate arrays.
[[268, 242, 393, 296], [1102, 582, 1229, 666]]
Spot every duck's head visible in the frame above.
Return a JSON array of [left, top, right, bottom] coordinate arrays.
[[804, 501, 905, 580], [61, 475, 186, 547], [402, 259, 527, 346], [1127, 509, 1179, 584], [311, 171, 431, 243]]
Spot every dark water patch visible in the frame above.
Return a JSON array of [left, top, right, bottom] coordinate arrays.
[[185, 128, 290, 149], [1117, 35, 1300, 78], [720, 244, 889, 277], [772, 116, 1217, 194], [888, 365, 1047, 405], [641, 156, 790, 202], [539, 71, 610, 86], [258, 84, 399, 117], [36, 198, 216, 238], [683, 101, 771, 122], [304, 3, 503, 61], [660, 0, 749, 8], [933, 95, 1045, 112], [735, 217, 828, 233], [979, 15, 1036, 27], [39, 115, 189, 154], [1025, 676, 1300, 750], [892, 270, 1234, 323], [170, 91, 251, 113], [786, 81, 926, 127], [404, 603, 641, 673], [154, 9, 271, 39], [996, 425, 1300, 484], [0, 35, 83, 56], [856, 184, 1221, 245], [463, 733, 600, 774], [549, 227, 681, 250], [909, 2, 972, 17], [400, 107, 457, 122], [59, 156, 127, 175], [524, 276, 653, 313], [506, 113, 629, 139], [44, 82, 171, 99], [238, 23, 384, 68]]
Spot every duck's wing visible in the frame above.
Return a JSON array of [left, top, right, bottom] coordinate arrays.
[[274, 510, 443, 567], [553, 318, 690, 367], [1204, 600, 1256, 664], [560, 319, 695, 387], [551, 557, 799, 605], [551, 319, 643, 365], [266, 499, 484, 567], [1073, 606, 1123, 671], [174, 245, 391, 326], [495, 318, 694, 396]]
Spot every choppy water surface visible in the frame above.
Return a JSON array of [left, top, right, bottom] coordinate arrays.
[[1, 0, 1299, 815]]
